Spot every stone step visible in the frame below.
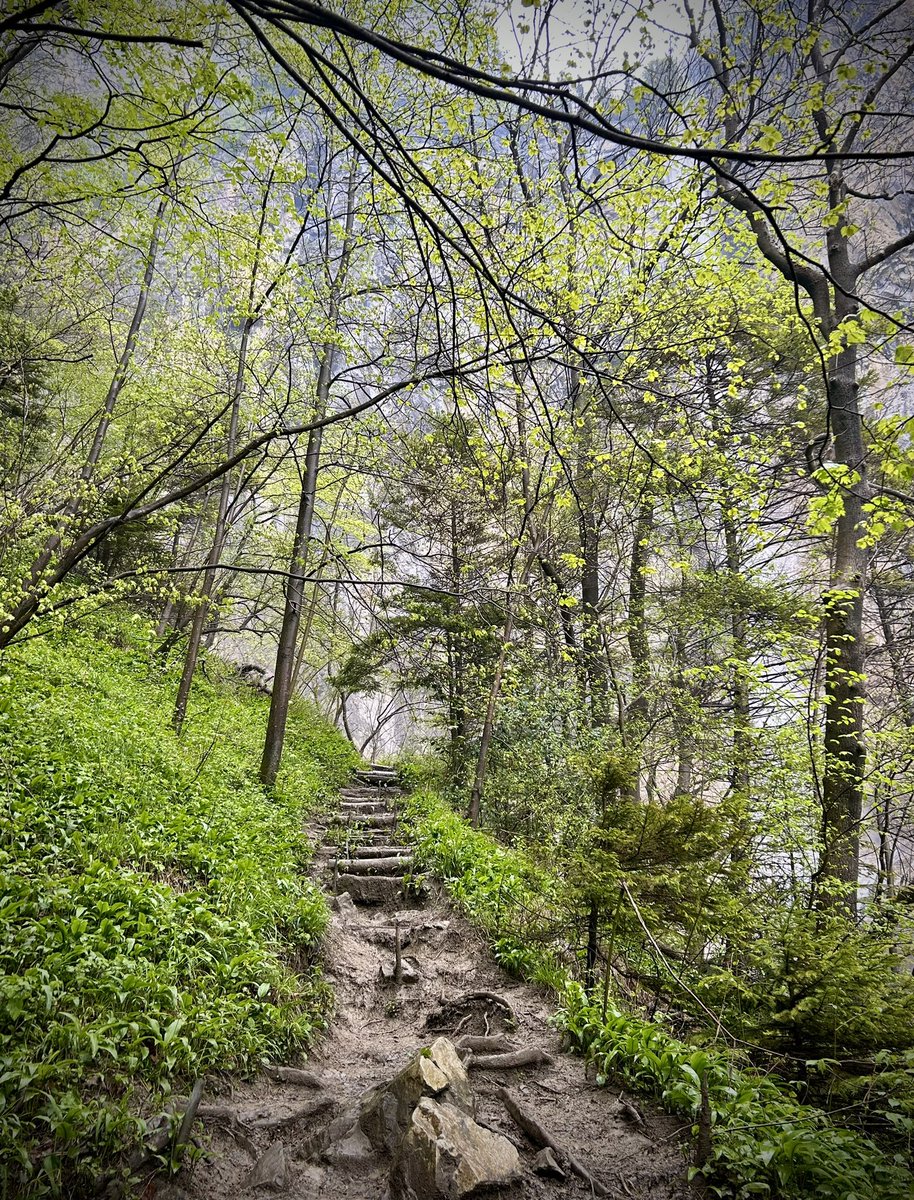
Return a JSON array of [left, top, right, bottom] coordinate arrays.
[[340, 801, 387, 814], [336, 874, 406, 906], [330, 856, 413, 877]]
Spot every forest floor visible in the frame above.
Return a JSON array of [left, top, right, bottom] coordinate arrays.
[[152, 778, 693, 1200]]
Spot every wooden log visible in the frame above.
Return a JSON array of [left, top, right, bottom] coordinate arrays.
[[349, 845, 411, 858], [470, 1048, 552, 1070], [456, 1034, 515, 1054], [330, 856, 413, 876]]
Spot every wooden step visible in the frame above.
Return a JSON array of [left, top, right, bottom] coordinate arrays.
[[340, 787, 400, 799], [331, 812, 397, 829], [330, 856, 413, 877], [336, 874, 406, 906], [348, 845, 411, 859], [354, 769, 400, 787]]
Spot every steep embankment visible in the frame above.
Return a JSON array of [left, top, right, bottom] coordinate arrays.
[[0, 621, 358, 1197]]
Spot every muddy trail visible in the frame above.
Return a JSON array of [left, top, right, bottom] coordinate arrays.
[[156, 771, 693, 1200]]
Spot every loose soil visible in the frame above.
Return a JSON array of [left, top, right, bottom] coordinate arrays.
[[153, 779, 693, 1200]]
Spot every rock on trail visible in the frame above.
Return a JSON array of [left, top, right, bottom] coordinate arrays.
[[155, 767, 693, 1199]]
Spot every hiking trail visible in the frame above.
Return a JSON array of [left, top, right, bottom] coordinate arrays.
[[154, 769, 692, 1199]]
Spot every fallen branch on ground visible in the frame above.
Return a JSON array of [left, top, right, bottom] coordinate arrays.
[[470, 1048, 552, 1070]]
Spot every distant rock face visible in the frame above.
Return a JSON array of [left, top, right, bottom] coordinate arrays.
[[394, 1097, 521, 1199]]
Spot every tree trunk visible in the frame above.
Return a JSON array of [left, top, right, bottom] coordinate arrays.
[[625, 494, 654, 801], [173, 321, 249, 733], [468, 591, 519, 827], [259, 414, 325, 787], [723, 511, 751, 799], [572, 367, 608, 723], [259, 164, 357, 787], [817, 332, 868, 912]]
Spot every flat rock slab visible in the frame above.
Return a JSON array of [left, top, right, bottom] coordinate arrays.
[[244, 1141, 288, 1191], [322, 1124, 377, 1172]]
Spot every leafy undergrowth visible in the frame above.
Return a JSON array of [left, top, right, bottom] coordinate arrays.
[[401, 789, 914, 1200], [0, 618, 359, 1197]]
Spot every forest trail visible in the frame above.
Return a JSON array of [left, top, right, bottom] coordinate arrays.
[[155, 772, 692, 1200]]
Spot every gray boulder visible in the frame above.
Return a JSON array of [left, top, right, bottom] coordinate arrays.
[[394, 1097, 521, 1199]]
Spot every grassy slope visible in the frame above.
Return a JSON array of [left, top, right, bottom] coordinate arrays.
[[0, 619, 359, 1196]]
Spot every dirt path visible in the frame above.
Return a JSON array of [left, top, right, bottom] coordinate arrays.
[[156, 774, 692, 1199]]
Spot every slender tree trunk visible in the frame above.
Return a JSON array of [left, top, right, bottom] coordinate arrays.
[[625, 494, 654, 801], [259, 165, 357, 787], [468, 589, 520, 827], [571, 368, 608, 723], [173, 322, 249, 733], [259, 413, 325, 786], [723, 512, 751, 799]]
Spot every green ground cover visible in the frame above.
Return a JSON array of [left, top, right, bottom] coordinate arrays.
[[0, 619, 358, 1196]]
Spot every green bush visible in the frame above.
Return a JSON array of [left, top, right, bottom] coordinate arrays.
[[0, 619, 359, 1196], [692, 907, 914, 1057]]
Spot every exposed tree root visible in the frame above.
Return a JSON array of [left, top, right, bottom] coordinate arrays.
[[499, 1087, 612, 1197], [425, 990, 517, 1034]]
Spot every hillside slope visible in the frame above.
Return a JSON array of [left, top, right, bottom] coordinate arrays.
[[0, 619, 358, 1197]]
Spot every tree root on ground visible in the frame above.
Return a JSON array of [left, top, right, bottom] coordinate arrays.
[[499, 1086, 612, 1197], [425, 990, 518, 1034]]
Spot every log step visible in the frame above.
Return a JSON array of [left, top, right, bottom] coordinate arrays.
[[340, 787, 399, 799], [349, 846, 411, 859], [336, 874, 407, 906], [333, 812, 396, 828], [331, 856, 413, 876], [354, 771, 400, 787]]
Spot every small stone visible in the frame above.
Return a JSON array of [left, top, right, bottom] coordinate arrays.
[[298, 1165, 326, 1190], [323, 1124, 376, 1172], [532, 1147, 566, 1179], [379, 958, 421, 985], [331, 891, 357, 916], [244, 1141, 288, 1191]]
